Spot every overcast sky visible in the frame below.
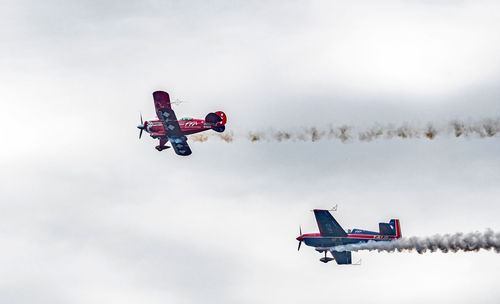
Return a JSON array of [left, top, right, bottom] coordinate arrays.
[[2, 0, 500, 303]]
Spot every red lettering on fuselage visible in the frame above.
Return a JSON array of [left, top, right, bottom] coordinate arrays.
[[144, 118, 224, 137]]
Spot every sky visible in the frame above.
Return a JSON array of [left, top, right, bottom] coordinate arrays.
[[1, 0, 500, 303]]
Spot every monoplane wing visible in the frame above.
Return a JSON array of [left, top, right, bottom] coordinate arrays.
[[313, 210, 348, 237], [330, 250, 352, 265]]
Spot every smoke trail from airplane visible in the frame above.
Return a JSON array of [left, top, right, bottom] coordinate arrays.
[[190, 131, 234, 143], [331, 229, 500, 254], [189, 118, 500, 143]]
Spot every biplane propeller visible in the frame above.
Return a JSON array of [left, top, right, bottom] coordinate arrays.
[[137, 113, 145, 139]]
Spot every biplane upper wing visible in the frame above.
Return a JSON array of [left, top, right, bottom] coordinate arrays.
[[313, 210, 348, 237], [153, 91, 192, 156], [153, 91, 172, 114]]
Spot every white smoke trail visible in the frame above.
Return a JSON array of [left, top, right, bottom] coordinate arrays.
[[250, 118, 500, 142], [331, 229, 500, 254], [189, 118, 500, 143], [190, 130, 234, 143]]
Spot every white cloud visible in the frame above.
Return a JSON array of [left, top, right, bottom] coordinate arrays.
[[1, 0, 500, 303]]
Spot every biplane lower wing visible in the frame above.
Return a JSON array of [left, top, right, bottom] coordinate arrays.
[[169, 136, 192, 156], [156, 104, 192, 155]]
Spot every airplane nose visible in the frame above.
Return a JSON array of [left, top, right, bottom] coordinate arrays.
[[296, 235, 303, 241]]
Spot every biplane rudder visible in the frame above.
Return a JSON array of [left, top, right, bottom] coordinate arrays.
[[214, 111, 227, 125]]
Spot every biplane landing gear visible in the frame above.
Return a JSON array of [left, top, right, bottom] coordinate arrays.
[[155, 138, 170, 151], [155, 145, 170, 151], [319, 251, 334, 263]]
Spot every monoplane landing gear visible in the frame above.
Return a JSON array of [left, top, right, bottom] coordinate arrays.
[[319, 251, 334, 263]]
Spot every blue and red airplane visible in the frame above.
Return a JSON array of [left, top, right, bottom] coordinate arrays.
[[296, 209, 401, 264]]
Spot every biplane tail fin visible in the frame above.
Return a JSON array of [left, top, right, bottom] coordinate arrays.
[[214, 111, 227, 125]]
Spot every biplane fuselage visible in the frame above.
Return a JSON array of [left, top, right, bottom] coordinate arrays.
[[143, 117, 225, 138]]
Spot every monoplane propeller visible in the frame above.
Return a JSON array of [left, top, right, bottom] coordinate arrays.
[[137, 113, 144, 139], [297, 226, 302, 251]]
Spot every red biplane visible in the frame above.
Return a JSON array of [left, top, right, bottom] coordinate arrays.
[[137, 91, 227, 156]]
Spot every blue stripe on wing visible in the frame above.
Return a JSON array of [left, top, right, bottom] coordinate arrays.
[[169, 136, 192, 156], [313, 210, 348, 237]]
